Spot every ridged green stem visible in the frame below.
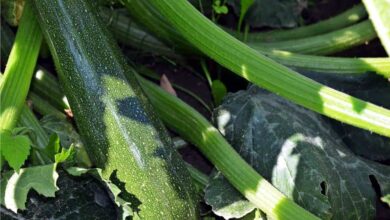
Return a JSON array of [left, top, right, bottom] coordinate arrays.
[[228, 3, 368, 42], [186, 163, 208, 188], [0, 15, 70, 111], [137, 75, 319, 220], [30, 67, 70, 110], [145, 0, 390, 137], [124, 1, 376, 55], [0, 73, 48, 150], [28, 92, 66, 119], [363, 0, 390, 56], [251, 20, 377, 55], [262, 49, 390, 77], [101, 8, 390, 77], [1, 21, 14, 64], [0, 2, 42, 130]]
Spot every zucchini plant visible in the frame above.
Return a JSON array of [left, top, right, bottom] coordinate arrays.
[[2, 0, 390, 219], [100, 7, 390, 77], [142, 0, 390, 138]]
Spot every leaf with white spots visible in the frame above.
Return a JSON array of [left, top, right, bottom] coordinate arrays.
[[210, 85, 390, 220]]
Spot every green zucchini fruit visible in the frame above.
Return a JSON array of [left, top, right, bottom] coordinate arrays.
[[32, 0, 198, 219]]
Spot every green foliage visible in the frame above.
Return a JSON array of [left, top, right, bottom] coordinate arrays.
[[0, 1, 42, 130], [0, 170, 117, 219], [238, 0, 254, 31], [205, 171, 256, 218], [0, 164, 59, 212], [40, 115, 91, 167], [0, 130, 31, 171], [212, 0, 228, 14], [211, 85, 390, 219], [66, 167, 135, 219], [227, 0, 307, 28], [211, 80, 227, 106]]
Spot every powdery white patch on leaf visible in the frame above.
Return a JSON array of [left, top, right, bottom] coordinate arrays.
[[210, 85, 390, 220]]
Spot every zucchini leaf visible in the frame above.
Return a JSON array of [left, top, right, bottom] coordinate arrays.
[[66, 167, 135, 219], [205, 171, 256, 219], [0, 164, 59, 212], [208, 85, 390, 220], [1, 170, 117, 219], [299, 71, 390, 161], [0, 130, 31, 171], [40, 114, 92, 167], [226, 0, 307, 28], [363, 0, 390, 56], [333, 86, 390, 161]]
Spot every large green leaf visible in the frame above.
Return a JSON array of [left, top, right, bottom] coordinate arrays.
[[226, 0, 307, 28], [208, 85, 390, 219], [0, 131, 31, 171], [363, 0, 390, 56], [0, 164, 58, 212], [1, 170, 117, 219]]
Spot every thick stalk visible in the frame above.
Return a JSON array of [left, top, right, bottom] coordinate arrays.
[[101, 8, 390, 77], [227, 3, 368, 42], [250, 20, 377, 55], [136, 75, 319, 220], [146, 0, 390, 137], [362, 0, 390, 56], [125, 1, 376, 55], [0, 2, 42, 130]]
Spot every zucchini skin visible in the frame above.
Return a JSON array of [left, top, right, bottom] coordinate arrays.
[[32, 0, 198, 219]]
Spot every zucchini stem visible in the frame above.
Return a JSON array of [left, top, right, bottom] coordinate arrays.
[[0, 1, 42, 131], [101, 7, 390, 77], [136, 75, 320, 220], [147, 0, 390, 137]]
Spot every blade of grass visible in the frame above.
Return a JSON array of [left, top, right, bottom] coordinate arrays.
[[0, 1, 42, 131]]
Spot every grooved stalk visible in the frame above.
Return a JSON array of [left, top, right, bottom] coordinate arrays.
[[0, 2, 42, 130], [146, 0, 390, 137]]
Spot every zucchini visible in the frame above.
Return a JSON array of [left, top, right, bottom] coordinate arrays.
[[32, 0, 197, 219]]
